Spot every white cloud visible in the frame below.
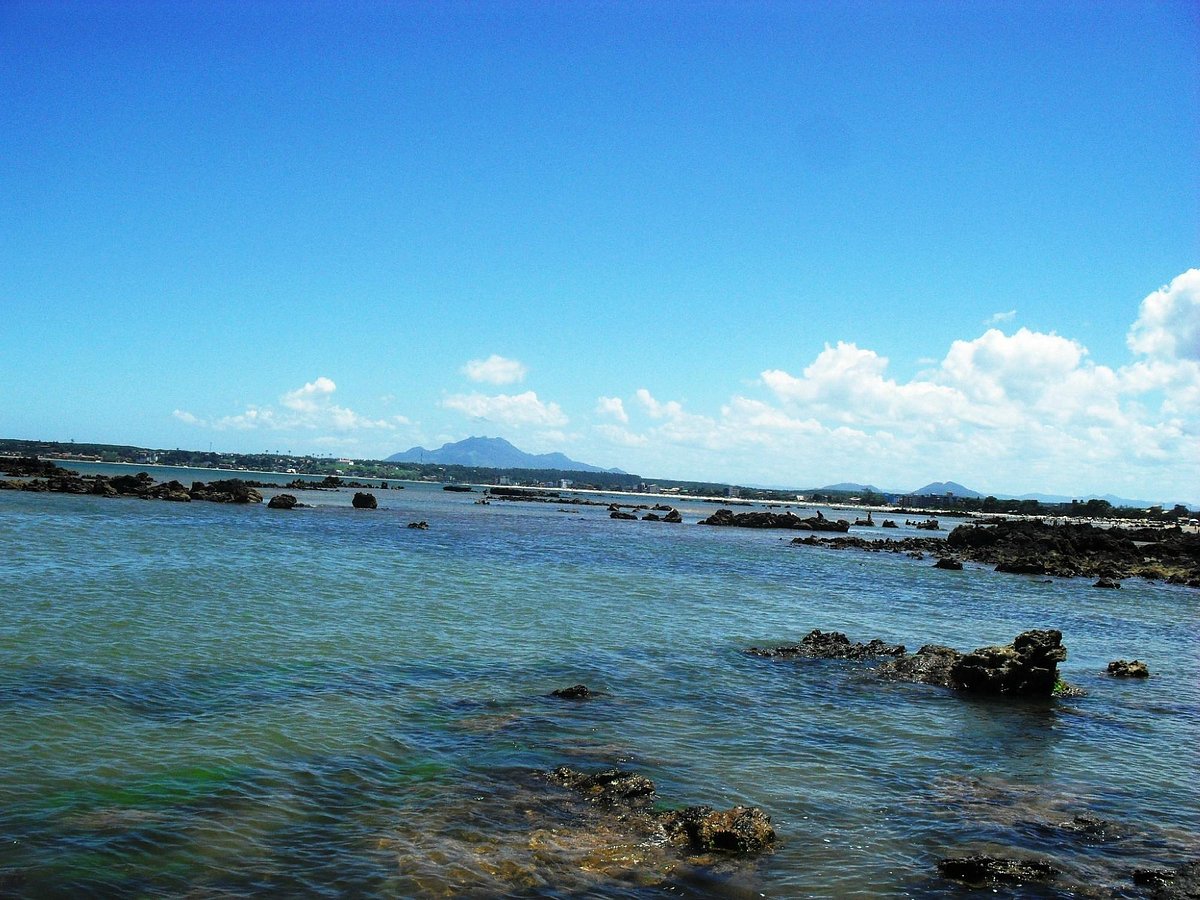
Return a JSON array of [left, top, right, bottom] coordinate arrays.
[[586, 274, 1200, 497], [173, 409, 205, 426], [462, 354, 528, 385], [985, 309, 1017, 325], [180, 377, 397, 434], [1127, 269, 1200, 361], [595, 396, 629, 423], [443, 390, 568, 427]]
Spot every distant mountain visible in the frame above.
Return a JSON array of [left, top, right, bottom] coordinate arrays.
[[386, 436, 624, 474], [817, 482, 883, 493], [1012, 491, 1162, 508], [909, 481, 983, 499]]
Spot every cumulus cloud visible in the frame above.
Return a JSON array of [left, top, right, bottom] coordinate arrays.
[[443, 390, 568, 427], [589, 274, 1200, 497], [985, 309, 1017, 325], [1127, 269, 1200, 361], [462, 355, 528, 385], [595, 396, 629, 423], [173, 409, 205, 426], [178, 377, 396, 434]]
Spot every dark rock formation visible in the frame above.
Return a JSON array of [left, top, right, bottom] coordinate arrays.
[[700, 508, 849, 532], [352, 492, 377, 509], [951, 630, 1066, 696], [1094, 577, 1121, 588], [748, 629, 904, 660], [659, 805, 775, 855], [407, 521, 429, 530], [1107, 659, 1150, 678], [937, 855, 1059, 886], [267, 493, 298, 510], [548, 766, 655, 806], [881, 519, 898, 528], [641, 512, 661, 521], [551, 684, 593, 700], [663, 508, 683, 523], [190, 479, 263, 503], [876, 644, 962, 688], [1133, 861, 1200, 898], [914, 519, 941, 530], [610, 510, 638, 520], [934, 557, 963, 570], [1, 457, 74, 478]]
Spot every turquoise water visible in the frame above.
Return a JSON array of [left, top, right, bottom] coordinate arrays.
[[1, 484, 1197, 897]]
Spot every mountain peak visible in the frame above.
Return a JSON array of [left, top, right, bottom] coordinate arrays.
[[386, 436, 623, 474]]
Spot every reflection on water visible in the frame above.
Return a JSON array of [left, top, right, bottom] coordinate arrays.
[[1, 485, 1197, 895]]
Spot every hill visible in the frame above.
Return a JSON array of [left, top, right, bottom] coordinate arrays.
[[386, 436, 624, 474], [817, 482, 883, 493], [909, 481, 982, 498]]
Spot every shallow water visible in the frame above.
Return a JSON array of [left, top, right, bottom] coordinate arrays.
[[1, 484, 1197, 897]]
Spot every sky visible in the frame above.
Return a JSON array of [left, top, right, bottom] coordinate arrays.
[[2, 1, 1197, 501]]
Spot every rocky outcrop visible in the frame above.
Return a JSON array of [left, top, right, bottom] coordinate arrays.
[[795, 520, 1200, 586], [551, 684, 593, 700], [937, 855, 1058, 886], [875, 630, 1068, 697], [548, 766, 655, 806], [951, 630, 1066, 696], [610, 510, 638, 520], [659, 805, 775, 855], [1133, 861, 1200, 898], [547, 766, 774, 858], [748, 629, 904, 660], [934, 557, 963, 570], [1, 457, 74, 478], [407, 520, 429, 530], [352, 492, 377, 509], [1094, 577, 1121, 588], [1107, 659, 1150, 678], [663, 508, 683, 523], [189, 479, 263, 503], [267, 493, 298, 510], [700, 508, 849, 532]]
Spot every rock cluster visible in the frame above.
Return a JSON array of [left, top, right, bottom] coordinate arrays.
[[700, 508, 850, 532], [937, 854, 1059, 886], [747, 629, 905, 660], [792, 519, 1200, 586], [1106, 659, 1150, 678], [752, 629, 1071, 699], [547, 766, 775, 857]]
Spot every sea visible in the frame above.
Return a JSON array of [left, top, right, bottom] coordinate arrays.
[[1, 468, 1197, 897]]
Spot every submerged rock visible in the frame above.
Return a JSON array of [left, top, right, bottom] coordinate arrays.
[[934, 557, 963, 570], [1133, 861, 1200, 898], [1107, 659, 1150, 678], [548, 766, 655, 806], [748, 629, 904, 660], [937, 854, 1059, 886], [1094, 577, 1122, 588], [406, 520, 429, 530], [659, 805, 775, 855], [876, 644, 962, 688], [551, 684, 593, 700]]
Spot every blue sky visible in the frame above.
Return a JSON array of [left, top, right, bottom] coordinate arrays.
[[2, 1, 1197, 500]]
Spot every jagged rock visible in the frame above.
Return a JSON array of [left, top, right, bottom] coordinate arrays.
[[876, 644, 962, 688], [1133, 861, 1200, 898], [268, 493, 298, 510], [151, 480, 192, 502], [700, 508, 849, 532], [407, 521, 429, 530], [551, 684, 592, 700], [190, 479, 263, 503], [881, 519, 898, 528], [663, 509, 683, 523], [1094, 577, 1121, 588], [548, 767, 655, 805], [610, 511, 638, 520], [934, 557, 963, 570], [658, 805, 775, 855], [1107, 659, 1150, 678], [641, 512, 661, 521], [748, 629, 904, 660], [352, 492, 377, 509], [950, 629, 1066, 696], [937, 855, 1058, 886]]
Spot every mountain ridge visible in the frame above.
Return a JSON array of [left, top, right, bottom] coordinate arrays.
[[386, 436, 624, 474]]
